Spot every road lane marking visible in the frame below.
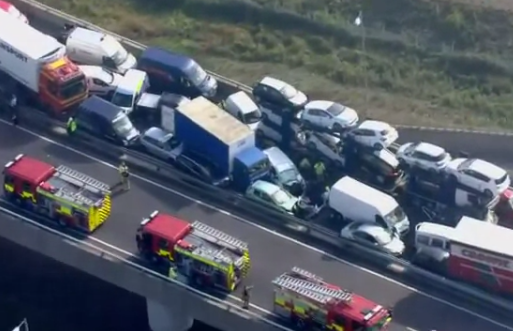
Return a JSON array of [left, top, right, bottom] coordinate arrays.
[[2, 120, 513, 331]]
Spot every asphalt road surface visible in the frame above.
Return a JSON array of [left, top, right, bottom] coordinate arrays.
[[2, 121, 513, 331]]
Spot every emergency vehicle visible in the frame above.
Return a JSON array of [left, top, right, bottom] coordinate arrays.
[[3, 154, 111, 233], [272, 267, 393, 331], [0, 10, 87, 114], [136, 211, 251, 292], [415, 217, 513, 295]]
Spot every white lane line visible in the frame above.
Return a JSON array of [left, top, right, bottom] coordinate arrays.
[[3, 120, 513, 331]]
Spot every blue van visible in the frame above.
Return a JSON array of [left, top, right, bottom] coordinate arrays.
[[137, 47, 217, 98]]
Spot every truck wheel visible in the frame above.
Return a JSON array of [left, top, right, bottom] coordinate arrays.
[[57, 217, 67, 228]]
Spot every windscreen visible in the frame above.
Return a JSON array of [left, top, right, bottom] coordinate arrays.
[[242, 109, 262, 124], [327, 103, 346, 116], [59, 76, 87, 100], [188, 63, 208, 86], [279, 168, 297, 183], [112, 92, 133, 108], [384, 206, 406, 225], [102, 36, 128, 65], [248, 158, 270, 177]]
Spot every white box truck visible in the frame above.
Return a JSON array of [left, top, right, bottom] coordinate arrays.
[[328, 176, 410, 235], [0, 9, 87, 114]]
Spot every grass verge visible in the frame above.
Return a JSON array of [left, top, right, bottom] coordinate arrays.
[[39, 0, 513, 130]]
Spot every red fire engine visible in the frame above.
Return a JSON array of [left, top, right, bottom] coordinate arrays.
[[136, 211, 251, 292], [272, 267, 392, 331], [3, 154, 111, 233]]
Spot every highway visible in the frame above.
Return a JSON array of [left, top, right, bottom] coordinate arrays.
[[2, 121, 513, 331]]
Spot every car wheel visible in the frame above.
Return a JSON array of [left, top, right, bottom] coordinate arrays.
[[373, 142, 383, 150], [398, 158, 409, 170], [484, 189, 493, 198], [332, 123, 343, 132]]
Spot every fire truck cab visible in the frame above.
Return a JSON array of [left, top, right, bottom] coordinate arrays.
[[136, 211, 251, 292], [272, 267, 392, 331], [3, 154, 111, 233]]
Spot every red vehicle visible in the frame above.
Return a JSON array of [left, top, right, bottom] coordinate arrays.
[[136, 211, 251, 292], [272, 267, 392, 331], [447, 217, 513, 295], [3, 154, 111, 233]]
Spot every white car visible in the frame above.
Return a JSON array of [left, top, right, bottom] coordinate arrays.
[[79, 65, 122, 97], [301, 100, 359, 131], [347, 120, 398, 150], [340, 221, 405, 256], [0, 1, 28, 24], [396, 142, 451, 172], [445, 158, 510, 197]]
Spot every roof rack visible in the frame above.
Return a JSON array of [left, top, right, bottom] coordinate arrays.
[[43, 165, 110, 207], [273, 268, 352, 305], [192, 220, 248, 252]]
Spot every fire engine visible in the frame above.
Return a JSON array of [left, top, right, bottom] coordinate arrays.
[[3, 154, 111, 233], [136, 211, 251, 292], [0, 9, 87, 114], [272, 267, 393, 331]]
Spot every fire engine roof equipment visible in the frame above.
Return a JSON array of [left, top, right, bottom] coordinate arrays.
[[273, 267, 387, 324], [141, 211, 249, 267]]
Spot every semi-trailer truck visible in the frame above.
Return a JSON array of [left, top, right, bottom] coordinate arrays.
[[174, 97, 271, 190], [0, 9, 87, 114]]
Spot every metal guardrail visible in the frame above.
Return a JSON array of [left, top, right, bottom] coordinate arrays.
[[7, 0, 513, 319]]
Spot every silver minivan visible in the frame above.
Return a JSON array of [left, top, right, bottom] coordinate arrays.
[[263, 147, 304, 196]]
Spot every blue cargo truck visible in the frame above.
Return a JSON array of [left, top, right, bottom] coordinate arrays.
[[174, 97, 271, 190]]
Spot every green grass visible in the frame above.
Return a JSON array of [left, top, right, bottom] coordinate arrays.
[[40, 0, 513, 130]]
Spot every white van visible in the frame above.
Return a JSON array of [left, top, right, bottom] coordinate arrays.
[[111, 69, 150, 114], [328, 176, 410, 235], [224, 91, 262, 130], [65, 27, 137, 74]]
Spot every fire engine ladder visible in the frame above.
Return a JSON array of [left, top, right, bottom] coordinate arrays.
[[56, 165, 110, 193], [290, 267, 324, 283], [192, 221, 251, 277], [273, 274, 353, 304]]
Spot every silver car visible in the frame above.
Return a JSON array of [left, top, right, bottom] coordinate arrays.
[[140, 127, 183, 161], [263, 146, 304, 196]]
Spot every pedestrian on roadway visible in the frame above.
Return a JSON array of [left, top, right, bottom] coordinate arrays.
[[241, 285, 253, 309], [118, 161, 130, 191]]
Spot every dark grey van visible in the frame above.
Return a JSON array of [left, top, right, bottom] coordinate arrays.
[[75, 96, 140, 146], [137, 47, 217, 98]]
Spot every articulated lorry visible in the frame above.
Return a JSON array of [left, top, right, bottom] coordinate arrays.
[[174, 97, 271, 190], [0, 9, 87, 114]]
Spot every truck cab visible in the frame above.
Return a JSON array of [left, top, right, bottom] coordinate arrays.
[[111, 69, 150, 114], [231, 147, 271, 191], [137, 47, 217, 98], [63, 27, 137, 74], [0, 11, 88, 114]]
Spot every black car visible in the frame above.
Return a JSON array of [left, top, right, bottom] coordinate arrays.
[[252, 76, 308, 112], [74, 96, 140, 146]]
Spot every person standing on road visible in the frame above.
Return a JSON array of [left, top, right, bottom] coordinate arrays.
[[241, 285, 253, 309], [118, 161, 130, 191], [66, 116, 77, 135], [9, 93, 18, 126]]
